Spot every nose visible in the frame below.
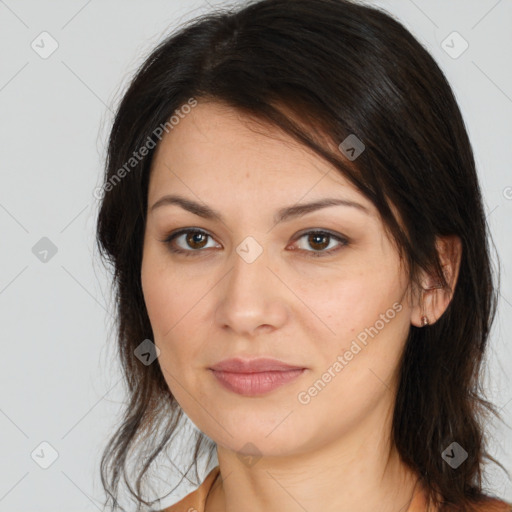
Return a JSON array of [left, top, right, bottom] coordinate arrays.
[[214, 243, 290, 338]]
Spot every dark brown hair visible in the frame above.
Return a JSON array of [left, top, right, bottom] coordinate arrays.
[[95, 0, 509, 510]]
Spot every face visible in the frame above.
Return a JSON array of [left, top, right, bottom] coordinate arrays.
[[141, 101, 415, 459]]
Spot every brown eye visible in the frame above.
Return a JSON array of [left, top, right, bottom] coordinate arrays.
[[162, 228, 220, 256], [185, 231, 209, 249], [307, 233, 330, 251], [291, 230, 349, 258], [162, 228, 348, 259]]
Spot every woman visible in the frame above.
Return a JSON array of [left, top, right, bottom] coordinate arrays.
[[95, 0, 511, 511]]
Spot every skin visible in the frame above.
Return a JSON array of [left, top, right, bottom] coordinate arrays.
[[141, 101, 461, 512]]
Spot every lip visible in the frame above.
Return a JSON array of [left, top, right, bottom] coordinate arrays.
[[209, 358, 307, 396], [209, 357, 305, 373]]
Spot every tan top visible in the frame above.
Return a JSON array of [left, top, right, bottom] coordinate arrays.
[[157, 465, 511, 512]]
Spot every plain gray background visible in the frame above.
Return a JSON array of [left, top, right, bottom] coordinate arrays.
[[0, 0, 511, 510]]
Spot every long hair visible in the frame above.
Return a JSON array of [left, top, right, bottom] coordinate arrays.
[[95, 0, 508, 510]]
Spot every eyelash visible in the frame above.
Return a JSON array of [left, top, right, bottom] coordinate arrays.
[[160, 228, 349, 258]]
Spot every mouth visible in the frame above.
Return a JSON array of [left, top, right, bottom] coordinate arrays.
[[209, 367, 306, 396], [209, 356, 305, 373], [208, 357, 307, 396]]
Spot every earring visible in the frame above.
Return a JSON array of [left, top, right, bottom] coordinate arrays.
[[418, 278, 442, 328], [420, 286, 431, 327]]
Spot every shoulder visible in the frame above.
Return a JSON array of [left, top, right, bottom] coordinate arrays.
[[153, 466, 221, 512], [440, 496, 512, 512], [411, 482, 510, 512], [473, 496, 512, 511]]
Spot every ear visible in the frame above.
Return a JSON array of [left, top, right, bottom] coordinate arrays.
[[410, 235, 462, 327]]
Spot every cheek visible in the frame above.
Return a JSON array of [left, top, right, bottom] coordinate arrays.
[[294, 268, 384, 343], [295, 266, 409, 387], [141, 244, 197, 338], [318, 258, 408, 349], [141, 263, 201, 405], [140, 254, 214, 385], [141, 268, 173, 338], [292, 283, 408, 447]]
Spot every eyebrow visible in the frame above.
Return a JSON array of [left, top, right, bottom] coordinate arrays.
[[150, 194, 370, 224]]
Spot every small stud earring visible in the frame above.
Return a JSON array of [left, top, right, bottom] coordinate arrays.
[[420, 284, 437, 327]]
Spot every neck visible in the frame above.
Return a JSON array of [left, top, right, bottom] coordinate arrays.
[[205, 402, 423, 512]]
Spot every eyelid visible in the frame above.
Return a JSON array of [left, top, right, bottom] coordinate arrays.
[[288, 229, 349, 256], [160, 228, 220, 254], [161, 227, 349, 257]]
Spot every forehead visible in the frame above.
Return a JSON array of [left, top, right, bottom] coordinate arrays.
[[148, 101, 369, 208]]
